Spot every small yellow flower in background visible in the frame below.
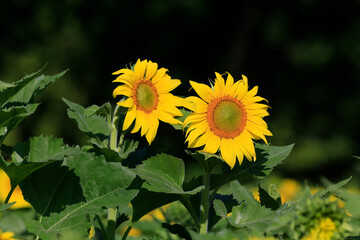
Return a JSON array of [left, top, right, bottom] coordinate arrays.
[[113, 59, 186, 144], [0, 229, 20, 240], [278, 178, 301, 203], [0, 169, 31, 209], [184, 72, 272, 168], [301, 217, 336, 240]]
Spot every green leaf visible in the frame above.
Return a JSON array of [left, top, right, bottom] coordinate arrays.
[[131, 189, 181, 222], [0, 104, 39, 144], [211, 143, 294, 189], [315, 176, 352, 199], [0, 65, 67, 107], [27, 135, 83, 163], [212, 199, 228, 218], [214, 181, 279, 231], [134, 153, 204, 195], [0, 202, 16, 212], [1, 136, 83, 189], [258, 184, 281, 210], [20, 161, 83, 216], [63, 98, 110, 143], [186, 150, 223, 173], [28, 153, 138, 239], [0, 156, 54, 189]]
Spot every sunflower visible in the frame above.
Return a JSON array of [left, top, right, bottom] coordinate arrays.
[[113, 59, 185, 144], [0, 230, 19, 240], [0, 169, 31, 209], [183, 72, 272, 168]]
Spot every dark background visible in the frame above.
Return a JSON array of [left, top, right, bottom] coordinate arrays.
[[1, 0, 360, 183]]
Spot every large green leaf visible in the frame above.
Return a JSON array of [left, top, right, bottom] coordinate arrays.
[[1, 135, 83, 189], [28, 153, 138, 239], [62, 98, 110, 143], [20, 161, 84, 216], [210, 143, 294, 189], [131, 189, 181, 222], [134, 153, 204, 195]]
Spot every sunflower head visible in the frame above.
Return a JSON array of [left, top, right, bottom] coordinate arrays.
[[183, 72, 272, 168], [113, 59, 186, 144]]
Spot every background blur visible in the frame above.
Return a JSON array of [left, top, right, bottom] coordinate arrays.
[[1, 0, 360, 183]]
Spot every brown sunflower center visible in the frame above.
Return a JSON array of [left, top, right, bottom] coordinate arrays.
[[133, 80, 159, 113], [207, 96, 247, 139]]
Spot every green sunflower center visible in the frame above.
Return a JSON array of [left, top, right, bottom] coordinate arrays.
[[134, 81, 159, 113], [207, 96, 247, 139], [213, 101, 243, 132]]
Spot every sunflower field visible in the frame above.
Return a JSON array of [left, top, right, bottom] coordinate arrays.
[[1, 1, 360, 240]]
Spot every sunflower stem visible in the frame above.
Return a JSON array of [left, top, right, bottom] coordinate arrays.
[[110, 105, 120, 151], [180, 196, 201, 231], [200, 163, 211, 234], [107, 104, 121, 240]]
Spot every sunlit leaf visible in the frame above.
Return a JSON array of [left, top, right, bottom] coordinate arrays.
[[134, 153, 204, 195], [63, 98, 110, 143]]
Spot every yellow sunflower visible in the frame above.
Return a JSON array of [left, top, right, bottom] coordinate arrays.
[[184, 72, 272, 168], [113, 59, 186, 144], [0, 230, 20, 240], [0, 169, 31, 209]]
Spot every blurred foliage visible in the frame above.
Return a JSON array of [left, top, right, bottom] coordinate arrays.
[[1, 0, 360, 181]]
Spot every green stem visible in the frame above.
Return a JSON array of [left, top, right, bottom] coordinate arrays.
[[110, 105, 120, 151], [107, 104, 120, 240], [107, 208, 117, 240], [200, 166, 211, 234], [95, 214, 107, 240], [180, 196, 201, 231], [121, 225, 132, 240]]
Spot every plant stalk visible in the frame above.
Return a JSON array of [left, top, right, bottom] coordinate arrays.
[[200, 165, 211, 234], [180, 196, 201, 231], [121, 225, 132, 240], [107, 104, 120, 240]]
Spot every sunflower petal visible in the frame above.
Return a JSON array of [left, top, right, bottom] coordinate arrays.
[[113, 85, 132, 98], [202, 132, 220, 154], [189, 81, 214, 103], [145, 60, 158, 80], [123, 108, 137, 131], [220, 139, 237, 169], [134, 59, 147, 80], [117, 97, 134, 108]]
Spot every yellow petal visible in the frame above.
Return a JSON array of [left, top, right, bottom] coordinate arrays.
[[183, 113, 206, 128], [189, 81, 214, 103], [186, 96, 208, 113], [112, 68, 134, 76], [145, 115, 159, 144], [202, 133, 220, 154], [145, 60, 158, 80], [113, 85, 132, 98], [156, 110, 182, 125], [225, 72, 234, 91], [186, 123, 208, 145], [157, 101, 182, 116], [156, 77, 181, 94], [134, 59, 147, 80], [117, 98, 134, 108], [152, 68, 168, 85], [220, 139, 237, 169], [188, 131, 209, 148], [123, 108, 137, 131], [213, 72, 225, 97]]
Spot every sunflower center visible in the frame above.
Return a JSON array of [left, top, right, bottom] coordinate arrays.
[[207, 96, 247, 139], [134, 80, 159, 113]]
